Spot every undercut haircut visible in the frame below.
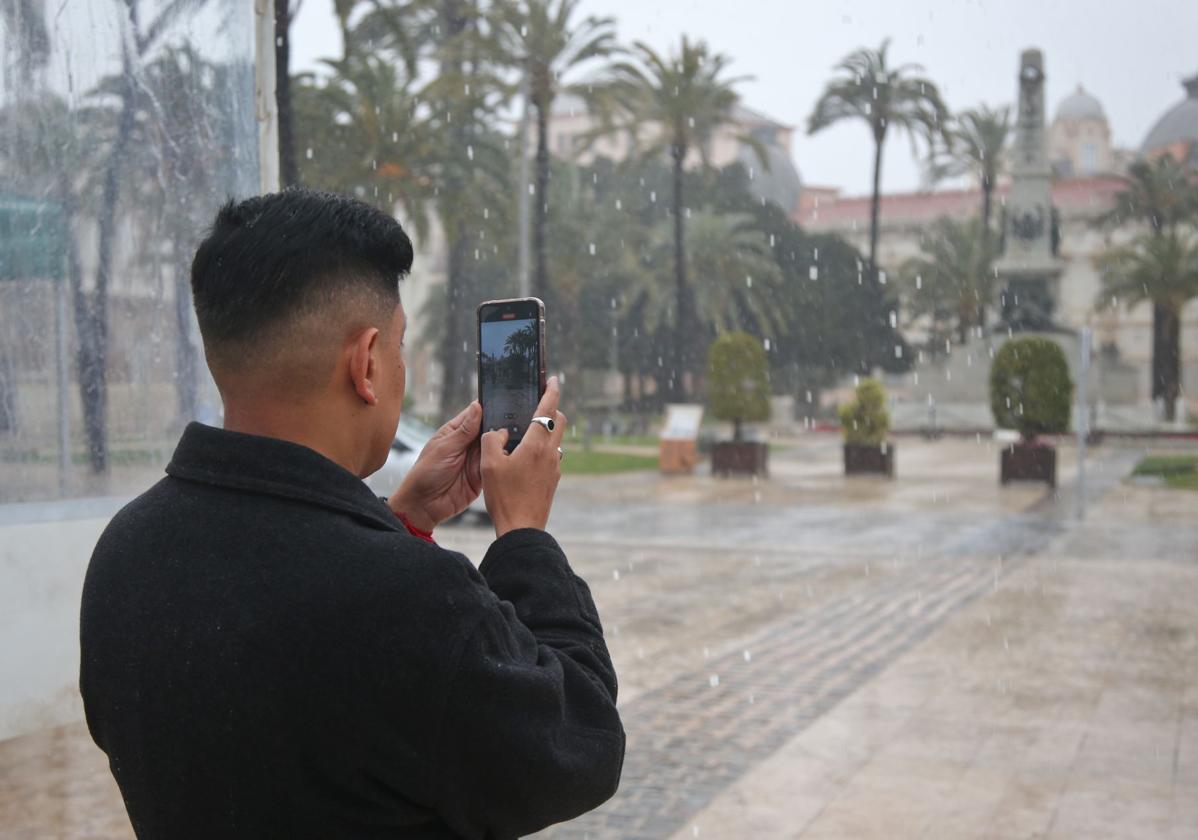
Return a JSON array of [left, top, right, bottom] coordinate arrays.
[[191, 189, 414, 371]]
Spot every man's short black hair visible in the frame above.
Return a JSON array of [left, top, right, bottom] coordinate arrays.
[[191, 189, 413, 364]]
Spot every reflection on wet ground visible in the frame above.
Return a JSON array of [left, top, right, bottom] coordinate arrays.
[[1, 436, 1195, 838]]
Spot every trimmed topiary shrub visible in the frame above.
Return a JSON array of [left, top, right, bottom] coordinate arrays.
[[989, 337, 1073, 441], [707, 332, 771, 441], [839, 378, 890, 446]]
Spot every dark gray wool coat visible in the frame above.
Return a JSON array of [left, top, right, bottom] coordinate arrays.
[[80, 422, 624, 840]]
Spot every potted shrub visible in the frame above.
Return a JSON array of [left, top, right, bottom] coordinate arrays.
[[839, 378, 895, 477], [707, 332, 771, 477], [989, 336, 1073, 487]]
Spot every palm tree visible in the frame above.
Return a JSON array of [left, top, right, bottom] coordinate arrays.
[[899, 216, 995, 347], [97, 45, 245, 425], [928, 105, 1009, 331], [595, 36, 753, 399], [808, 39, 949, 281], [1097, 157, 1198, 236], [345, 0, 511, 417], [71, 0, 215, 472], [634, 210, 784, 340], [1096, 157, 1198, 408], [1097, 230, 1198, 421], [494, 0, 616, 303], [292, 55, 439, 235], [930, 106, 1010, 233]]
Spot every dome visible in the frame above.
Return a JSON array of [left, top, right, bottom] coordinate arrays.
[[1055, 85, 1106, 122], [1141, 73, 1198, 166]]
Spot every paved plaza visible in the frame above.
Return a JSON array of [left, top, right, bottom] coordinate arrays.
[[1, 435, 1196, 838]]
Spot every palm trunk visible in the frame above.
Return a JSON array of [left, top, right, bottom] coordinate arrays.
[[532, 96, 550, 303], [978, 177, 993, 332], [274, 0, 297, 187], [75, 57, 138, 473], [439, 234, 470, 418], [868, 130, 884, 281], [671, 140, 689, 401], [436, 0, 470, 419], [1158, 304, 1181, 422], [1151, 302, 1166, 404]]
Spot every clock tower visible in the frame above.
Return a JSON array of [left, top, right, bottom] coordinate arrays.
[[996, 49, 1064, 331]]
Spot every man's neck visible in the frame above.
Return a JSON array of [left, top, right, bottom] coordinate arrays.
[[222, 402, 365, 477]]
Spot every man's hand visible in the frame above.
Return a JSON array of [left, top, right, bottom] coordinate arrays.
[[481, 377, 567, 537], [388, 402, 483, 533]]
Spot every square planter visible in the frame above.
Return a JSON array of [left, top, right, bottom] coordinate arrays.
[[844, 442, 895, 477], [1000, 441, 1057, 487], [712, 441, 769, 477]]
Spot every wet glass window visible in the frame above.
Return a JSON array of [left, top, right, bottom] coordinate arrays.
[[3, 1, 1197, 837]]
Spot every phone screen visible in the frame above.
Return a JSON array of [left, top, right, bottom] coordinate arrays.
[[478, 300, 542, 447]]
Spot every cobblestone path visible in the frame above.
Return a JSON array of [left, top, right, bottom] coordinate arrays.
[[535, 452, 1135, 840], [538, 553, 1004, 840]]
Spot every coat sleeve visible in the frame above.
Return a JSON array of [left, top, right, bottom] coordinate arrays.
[[430, 528, 625, 840]]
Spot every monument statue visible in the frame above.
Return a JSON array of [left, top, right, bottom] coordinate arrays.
[[996, 48, 1064, 332]]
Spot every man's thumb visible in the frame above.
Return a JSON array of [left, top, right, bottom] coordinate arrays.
[[481, 428, 509, 461]]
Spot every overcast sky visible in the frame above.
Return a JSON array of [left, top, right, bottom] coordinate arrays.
[[291, 0, 1197, 195]]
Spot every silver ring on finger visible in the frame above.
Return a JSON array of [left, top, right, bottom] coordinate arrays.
[[557, 447, 564, 460], [531, 415, 555, 433]]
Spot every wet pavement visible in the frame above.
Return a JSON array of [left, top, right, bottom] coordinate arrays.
[[1, 436, 1195, 838]]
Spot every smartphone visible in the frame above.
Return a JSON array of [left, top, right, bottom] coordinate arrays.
[[477, 297, 547, 452]]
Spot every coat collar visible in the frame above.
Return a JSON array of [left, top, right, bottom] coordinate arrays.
[[166, 422, 402, 532]]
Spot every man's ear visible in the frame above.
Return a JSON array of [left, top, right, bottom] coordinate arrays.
[[348, 327, 381, 405]]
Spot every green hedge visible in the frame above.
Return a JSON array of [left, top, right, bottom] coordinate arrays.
[[707, 332, 770, 439], [839, 378, 890, 445], [989, 337, 1073, 440]]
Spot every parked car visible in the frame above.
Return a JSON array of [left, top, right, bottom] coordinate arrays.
[[364, 416, 490, 525]]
